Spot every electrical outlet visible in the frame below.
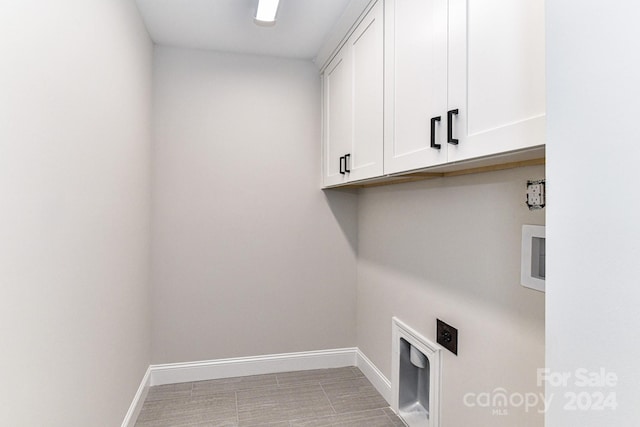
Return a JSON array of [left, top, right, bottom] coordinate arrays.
[[528, 185, 543, 205], [526, 180, 545, 210], [436, 319, 458, 355]]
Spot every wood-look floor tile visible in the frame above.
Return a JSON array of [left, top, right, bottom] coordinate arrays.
[[136, 393, 237, 426], [382, 407, 407, 426], [350, 367, 366, 378], [240, 422, 291, 427], [321, 377, 389, 414], [276, 367, 360, 386], [145, 382, 193, 402], [192, 374, 278, 397], [236, 383, 334, 426], [337, 415, 398, 427], [289, 408, 389, 426], [136, 418, 237, 427], [135, 367, 395, 427]]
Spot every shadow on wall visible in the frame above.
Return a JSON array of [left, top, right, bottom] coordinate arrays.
[[356, 166, 546, 316], [323, 188, 359, 255]]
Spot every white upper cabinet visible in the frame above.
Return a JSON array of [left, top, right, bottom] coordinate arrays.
[[384, 0, 545, 174], [349, 1, 384, 182], [447, 0, 546, 162], [322, 0, 544, 186], [323, 47, 352, 187], [384, 0, 448, 174], [322, 0, 384, 187]]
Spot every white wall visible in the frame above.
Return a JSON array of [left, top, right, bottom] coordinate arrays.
[[151, 47, 358, 364], [546, 2, 640, 425], [357, 166, 545, 426], [0, 1, 153, 426]]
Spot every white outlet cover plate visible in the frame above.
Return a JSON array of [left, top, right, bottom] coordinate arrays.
[[521, 224, 545, 292], [527, 183, 544, 207]]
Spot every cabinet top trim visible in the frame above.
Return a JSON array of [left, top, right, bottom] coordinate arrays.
[[315, 0, 379, 71]]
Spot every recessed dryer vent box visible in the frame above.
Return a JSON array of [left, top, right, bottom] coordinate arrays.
[[521, 225, 545, 292]]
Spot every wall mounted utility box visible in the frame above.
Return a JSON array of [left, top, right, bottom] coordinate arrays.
[[392, 317, 442, 427], [521, 225, 545, 292]]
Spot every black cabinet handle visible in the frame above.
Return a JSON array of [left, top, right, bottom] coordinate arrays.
[[339, 156, 345, 175], [448, 109, 459, 145], [430, 116, 441, 149], [345, 154, 351, 173]]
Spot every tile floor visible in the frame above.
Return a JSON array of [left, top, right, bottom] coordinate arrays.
[[135, 366, 406, 427]]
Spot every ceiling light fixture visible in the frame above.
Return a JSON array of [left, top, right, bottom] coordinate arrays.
[[254, 0, 280, 26]]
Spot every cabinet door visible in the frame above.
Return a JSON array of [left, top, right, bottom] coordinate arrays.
[[447, 0, 545, 162], [322, 48, 352, 187], [384, 0, 448, 174], [348, 0, 384, 182]]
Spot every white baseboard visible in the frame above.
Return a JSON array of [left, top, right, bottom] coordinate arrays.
[[121, 367, 150, 427], [356, 349, 392, 405], [150, 348, 358, 386]]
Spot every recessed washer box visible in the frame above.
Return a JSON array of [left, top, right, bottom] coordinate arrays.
[[391, 317, 442, 427], [521, 224, 545, 292]]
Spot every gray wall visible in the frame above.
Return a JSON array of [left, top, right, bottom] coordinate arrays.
[[357, 166, 545, 426], [151, 47, 358, 363], [546, 1, 640, 425], [0, 1, 153, 425]]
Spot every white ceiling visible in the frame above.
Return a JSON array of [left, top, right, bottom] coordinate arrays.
[[135, 0, 353, 59]]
